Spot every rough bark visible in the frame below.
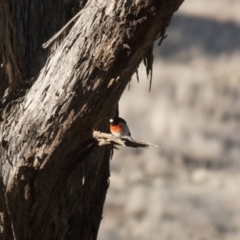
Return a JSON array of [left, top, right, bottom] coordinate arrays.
[[0, 0, 183, 239]]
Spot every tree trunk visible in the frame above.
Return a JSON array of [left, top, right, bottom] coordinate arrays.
[[0, 0, 183, 239]]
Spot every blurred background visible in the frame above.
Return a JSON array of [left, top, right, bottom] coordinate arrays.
[[99, 0, 240, 239]]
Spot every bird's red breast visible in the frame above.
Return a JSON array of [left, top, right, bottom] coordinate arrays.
[[110, 123, 122, 134]]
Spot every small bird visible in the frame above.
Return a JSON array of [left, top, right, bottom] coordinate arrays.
[[109, 116, 133, 141]]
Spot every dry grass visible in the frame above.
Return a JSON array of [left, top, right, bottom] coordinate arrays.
[[99, 1, 240, 239]]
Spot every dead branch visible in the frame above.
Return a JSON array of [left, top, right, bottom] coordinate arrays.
[[93, 131, 158, 148], [42, 10, 83, 49]]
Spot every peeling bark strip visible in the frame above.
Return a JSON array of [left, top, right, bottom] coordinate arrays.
[[93, 131, 158, 148], [0, 0, 183, 239]]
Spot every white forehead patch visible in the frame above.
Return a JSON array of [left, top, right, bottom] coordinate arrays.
[[109, 119, 114, 122]]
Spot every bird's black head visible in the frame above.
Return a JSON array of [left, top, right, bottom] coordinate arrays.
[[109, 116, 126, 125]]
